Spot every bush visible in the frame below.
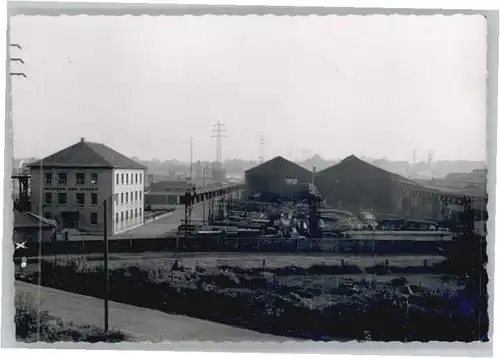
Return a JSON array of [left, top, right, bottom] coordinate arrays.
[[15, 292, 127, 343], [15, 292, 52, 340]]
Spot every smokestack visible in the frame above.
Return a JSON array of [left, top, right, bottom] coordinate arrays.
[[80, 137, 85, 143]]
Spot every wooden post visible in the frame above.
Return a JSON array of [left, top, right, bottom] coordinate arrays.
[[103, 199, 109, 333], [372, 232, 375, 258]]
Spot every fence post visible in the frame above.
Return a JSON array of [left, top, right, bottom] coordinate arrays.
[[372, 232, 375, 258], [65, 232, 69, 262]]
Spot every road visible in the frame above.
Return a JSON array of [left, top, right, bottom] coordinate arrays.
[[15, 280, 290, 342], [68, 202, 209, 242]]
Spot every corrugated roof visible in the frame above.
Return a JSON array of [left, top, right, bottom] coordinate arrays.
[[29, 139, 146, 170], [14, 211, 54, 229]]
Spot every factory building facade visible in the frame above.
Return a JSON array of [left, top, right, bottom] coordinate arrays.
[[29, 138, 146, 236]]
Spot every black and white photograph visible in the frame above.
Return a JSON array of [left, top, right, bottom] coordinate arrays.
[[7, 7, 491, 345]]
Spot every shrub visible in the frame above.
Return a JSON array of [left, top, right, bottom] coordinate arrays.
[[15, 291, 127, 343]]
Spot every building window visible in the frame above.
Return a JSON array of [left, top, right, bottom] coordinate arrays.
[[126, 192, 129, 202], [57, 193, 67, 205], [139, 173, 142, 184], [121, 173, 124, 184], [135, 191, 138, 201], [91, 173, 98, 184], [116, 173, 120, 185], [76, 173, 85, 185], [90, 213, 98, 225], [120, 212, 124, 222], [44, 173, 52, 185], [44, 192, 52, 205], [135, 173, 138, 184], [76, 193, 85, 206], [120, 193, 124, 204], [58, 173, 67, 185], [116, 213, 119, 224], [139, 191, 142, 200], [135, 208, 138, 218], [131, 174, 134, 185], [125, 211, 129, 221], [91, 193, 98, 205], [126, 173, 129, 185], [45, 212, 52, 219], [130, 209, 133, 220], [139, 208, 142, 217]]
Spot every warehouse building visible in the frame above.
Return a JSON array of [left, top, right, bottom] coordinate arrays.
[[244, 156, 314, 202], [244, 154, 486, 222], [315, 155, 444, 220]]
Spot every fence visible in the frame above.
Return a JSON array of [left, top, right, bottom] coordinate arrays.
[[13, 236, 455, 258]]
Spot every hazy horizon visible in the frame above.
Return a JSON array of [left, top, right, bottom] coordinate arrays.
[[10, 15, 488, 163]]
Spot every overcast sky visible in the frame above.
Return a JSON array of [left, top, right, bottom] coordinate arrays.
[[10, 15, 487, 162]]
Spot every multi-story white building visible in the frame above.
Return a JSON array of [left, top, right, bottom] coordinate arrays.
[[29, 138, 146, 236]]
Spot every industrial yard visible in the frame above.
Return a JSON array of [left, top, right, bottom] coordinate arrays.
[[13, 153, 488, 342]]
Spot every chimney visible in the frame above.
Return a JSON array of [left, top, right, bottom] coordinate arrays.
[[80, 137, 85, 143]]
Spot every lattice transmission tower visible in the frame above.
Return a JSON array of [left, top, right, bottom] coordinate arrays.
[[258, 134, 265, 163], [211, 122, 227, 165]]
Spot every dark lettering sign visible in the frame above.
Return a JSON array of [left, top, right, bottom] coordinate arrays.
[[45, 187, 97, 192]]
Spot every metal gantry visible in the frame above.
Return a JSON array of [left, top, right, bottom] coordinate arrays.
[[183, 187, 197, 238]]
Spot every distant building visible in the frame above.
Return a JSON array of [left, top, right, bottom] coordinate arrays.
[[145, 177, 218, 210], [28, 138, 147, 236], [145, 180, 194, 210], [413, 168, 487, 213]]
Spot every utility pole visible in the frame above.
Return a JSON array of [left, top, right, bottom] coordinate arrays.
[[189, 136, 193, 180], [103, 199, 109, 333], [211, 122, 227, 166]]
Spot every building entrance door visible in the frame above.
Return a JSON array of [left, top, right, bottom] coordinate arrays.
[[61, 211, 79, 229]]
